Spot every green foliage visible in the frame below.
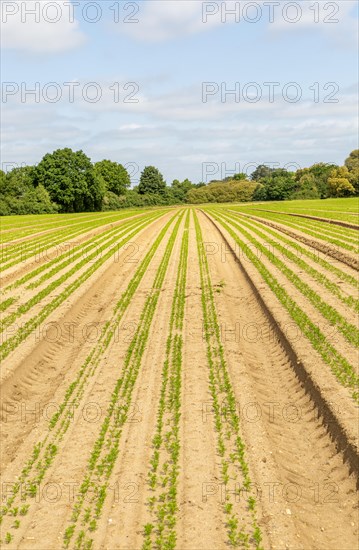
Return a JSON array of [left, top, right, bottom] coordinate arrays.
[[252, 183, 266, 201], [232, 172, 248, 181], [94, 160, 130, 195], [250, 165, 274, 181], [35, 148, 105, 212], [295, 163, 338, 198], [0, 214, 163, 361], [171, 178, 194, 202], [1, 150, 357, 216], [0, 166, 58, 215], [328, 177, 356, 197], [101, 191, 126, 211], [187, 179, 258, 204], [1, 166, 36, 195], [258, 169, 296, 201], [328, 167, 356, 197], [138, 166, 166, 195], [343, 150, 359, 194], [292, 173, 320, 199], [119, 190, 176, 208], [0, 169, 5, 188], [345, 149, 359, 172]]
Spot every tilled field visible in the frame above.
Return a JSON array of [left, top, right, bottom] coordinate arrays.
[[0, 206, 358, 550]]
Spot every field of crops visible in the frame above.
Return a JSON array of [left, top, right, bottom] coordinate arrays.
[[0, 200, 358, 550]]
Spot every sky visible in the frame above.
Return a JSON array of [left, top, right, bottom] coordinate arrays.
[[1, 0, 358, 184]]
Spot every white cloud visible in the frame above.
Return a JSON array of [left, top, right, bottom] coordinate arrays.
[[117, 0, 358, 47], [118, 0, 219, 42], [269, 0, 358, 48], [2, 77, 357, 181], [1, 0, 85, 53]]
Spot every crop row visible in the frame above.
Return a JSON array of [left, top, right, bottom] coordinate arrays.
[[194, 211, 263, 549], [270, 216, 359, 247], [0, 211, 106, 233], [0, 211, 182, 547], [1, 214, 142, 322], [0, 210, 148, 269], [216, 210, 359, 348], [208, 210, 359, 402], [1, 211, 124, 258], [236, 198, 359, 223], [235, 212, 359, 290], [264, 211, 359, 232], [231, 207, 358, 247], [0, 211, 143, 245], [0, 211, 165, 361], [223, 211, 359, 314], [61, 212, 184, 549], [236, 212, 359, 271], [5, 214, 151, 292], [234, 209, 359, 253], [0, 211, 158, 320], [141, 210, 190, 550]]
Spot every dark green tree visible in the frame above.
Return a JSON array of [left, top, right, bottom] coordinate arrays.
[[35, 148, 105, 212], [295, 163, 337, 198], [94, 160, 131, 196], [345, 149, 359, 172], [171, 178, 194, 202], [138, 166, 166, 195], [260, 169, 296, 200], [3, 166, 36, 195], [292, 173, 320, 199], [250, 165, 275, 182], [344, 150, 359, 193], [0, 166, 57, 215], [253, 183, 267, 201]]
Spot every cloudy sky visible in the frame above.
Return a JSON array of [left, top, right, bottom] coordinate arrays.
[[1, 0, 358, 183]]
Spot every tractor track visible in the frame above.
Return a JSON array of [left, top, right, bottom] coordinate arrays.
[[199, 209, 358, 549]]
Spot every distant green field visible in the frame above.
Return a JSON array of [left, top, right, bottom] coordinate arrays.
[[228, 197, 359, 224]]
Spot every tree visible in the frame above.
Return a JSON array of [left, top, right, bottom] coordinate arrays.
[[327, 167, 356, 197], [138, 166, 166, 195], [344, 150, 359, 193], [250, 165, 275, 182], [0, 166, 57, 215], [232, 172, 248, 181], [260, 169, 296, 200], [171, 178, 194, 202], [300, 163, 337, 198], [348, 169, 359, 193], [345, 149, 359, 172], [3, 166, 36, 196], [187, 180, 257, 204], [292, 173, 320, 199], [35, 148, 105, 212], [328, 178, 356, 197], [94, 160, 131, 196], [253, 183, 266, 201]]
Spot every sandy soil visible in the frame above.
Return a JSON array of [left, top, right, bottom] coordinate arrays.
[[0, 208, 357, 550]]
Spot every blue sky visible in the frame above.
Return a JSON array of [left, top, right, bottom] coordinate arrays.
[[1, 0, 358, 183]]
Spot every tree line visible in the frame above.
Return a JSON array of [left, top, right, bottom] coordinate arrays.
[[0, 148, 358, 215]]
